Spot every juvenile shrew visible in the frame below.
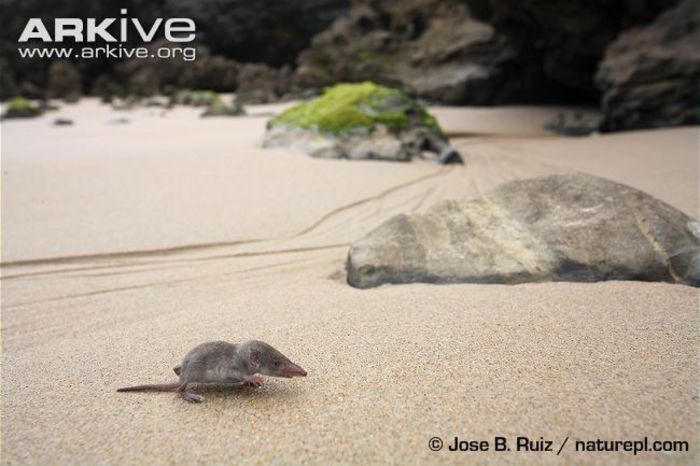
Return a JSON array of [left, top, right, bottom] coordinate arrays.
[[117, 340, 307, 403]]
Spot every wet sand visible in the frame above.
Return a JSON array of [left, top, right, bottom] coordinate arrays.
[[1, 99, 698, 464]]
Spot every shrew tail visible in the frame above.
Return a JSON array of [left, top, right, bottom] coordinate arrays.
[[117, 382, 180, 392]]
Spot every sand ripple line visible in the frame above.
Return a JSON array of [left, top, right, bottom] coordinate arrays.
[[291, 166, 452, 238], [0, 238, 269, 269], [1, 167, 452, 280], [2, 243, 348, 309]]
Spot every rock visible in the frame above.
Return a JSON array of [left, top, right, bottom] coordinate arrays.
[[169, 90, 246, 116], [484, 0, 680, 99], [91, 74, 124, 103], [437, 146, 463, 164], [170, 90, 220, 107], [144, 96, 170, 108], [40, 101, 60, 112], [176, 53, 240, 91], [114, 42, 241, 95], [1, 97, 42, 119], [0, 58, 18, 100], [113, 48, 294, 105], [127, 67, 160, 97], [165, 0, 350, 67], [201, 97, 246, 117], [47, 61, 81, 102], [111, 97, 139, 111], [544, 111, 602, 136], [17, 81, 44, 100], [236, 63, 295, 104], [3, 0, 689, 115], [1, 1, 348, 100], [106, 117, 130, 125], [296, 0, 547, 105], [596, 0, 700, 131], [263, 82, 460, 162], [1, 1, 348, 98], [347, 173, 699, 288]]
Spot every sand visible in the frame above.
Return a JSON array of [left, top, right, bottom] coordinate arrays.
[[1, 99, 698, 465]]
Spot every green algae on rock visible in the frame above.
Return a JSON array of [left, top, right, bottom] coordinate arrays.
[[272, 82, 440, 135], [1, 97, 42, 119], [264, 82, 461, 163]]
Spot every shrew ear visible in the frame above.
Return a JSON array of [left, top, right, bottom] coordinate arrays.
[[250, 349, 262, 368]]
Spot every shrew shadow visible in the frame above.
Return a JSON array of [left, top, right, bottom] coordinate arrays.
[[188, 381, 304, 402]]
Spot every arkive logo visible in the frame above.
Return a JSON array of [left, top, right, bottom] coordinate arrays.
[[18, 9, 195, 43], [16, 9, 197, 61]]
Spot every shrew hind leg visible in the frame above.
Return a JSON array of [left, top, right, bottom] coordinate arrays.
[[177, 382, 204, 403]]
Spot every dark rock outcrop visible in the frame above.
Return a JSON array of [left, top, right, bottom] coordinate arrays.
[[165, 0, 350, 67], [596, 0, 700, 131], [296, 0, 549, 104], [0, 58, 18, 100], [47, 61, 81, 102], [3, 0, 695, 131], [236, 63, 295, 104], [90, 74, 124, 102], [483, 0, 680, 99], [296, 0, 689, 107], [110, 43, 302, 104], [347, 173, 699, 288], [0, 0, 349, 99], [113, 43, 241, 97]]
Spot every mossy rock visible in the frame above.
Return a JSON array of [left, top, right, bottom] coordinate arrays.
[[264, 82, 460, 163], [269, 82, 442, 136], [2, 97, 42, 119]]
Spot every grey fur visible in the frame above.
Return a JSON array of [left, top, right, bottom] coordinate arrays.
[[117, 340, 307, 403]]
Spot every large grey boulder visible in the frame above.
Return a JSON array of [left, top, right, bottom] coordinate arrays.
[[347, 173, 700, 288]]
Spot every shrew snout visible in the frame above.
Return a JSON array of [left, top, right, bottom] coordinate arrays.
[[279, 362, 307, 378]]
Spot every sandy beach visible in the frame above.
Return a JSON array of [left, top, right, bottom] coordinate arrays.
[[1, 100, 698, 464]]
